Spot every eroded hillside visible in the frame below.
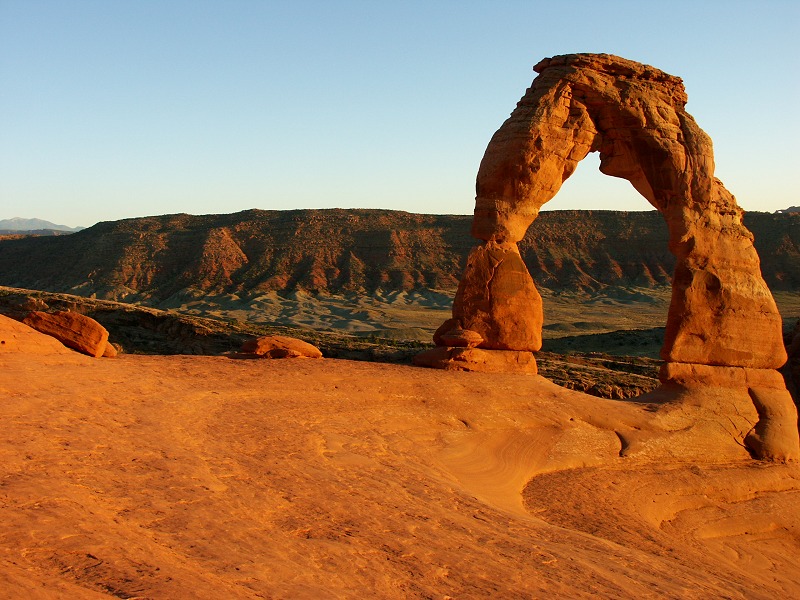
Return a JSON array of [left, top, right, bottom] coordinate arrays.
[[0, 209, 796, 304]]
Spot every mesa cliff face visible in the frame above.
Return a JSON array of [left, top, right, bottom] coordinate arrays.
[[0, 208, 795, 302], [0, 210, 470, 302]]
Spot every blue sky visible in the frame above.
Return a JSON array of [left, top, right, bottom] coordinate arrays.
[[1, 0, 798, 227]]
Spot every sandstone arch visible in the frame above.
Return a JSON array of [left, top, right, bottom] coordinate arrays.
[[416, 53, 798, 461]]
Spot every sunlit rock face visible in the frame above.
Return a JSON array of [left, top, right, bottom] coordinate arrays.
[[23, 310, 110, 358], [451, 241, 543, 352], [427, 53, 797, 461]]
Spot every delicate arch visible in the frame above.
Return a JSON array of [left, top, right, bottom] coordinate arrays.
[[418, 53, 798, 461], [468, 53, 784, 369]]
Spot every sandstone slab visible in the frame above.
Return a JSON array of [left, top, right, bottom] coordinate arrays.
[[0, 314, 73, 355], [413, 346, 537, 374], [240, 335, 322, 359], [22, 310, 109, 358]]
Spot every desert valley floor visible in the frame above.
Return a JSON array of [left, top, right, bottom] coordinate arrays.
[[2, 348, 799, 599]]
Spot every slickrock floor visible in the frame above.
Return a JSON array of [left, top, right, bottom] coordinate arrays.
[[1, 352, 798, 599]]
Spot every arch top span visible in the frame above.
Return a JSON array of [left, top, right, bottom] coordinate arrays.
[[473, 53, 710, 244], [416, 53, 798, 462]]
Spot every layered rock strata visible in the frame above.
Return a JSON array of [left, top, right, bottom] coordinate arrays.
[[0, 314, 75, 355], [0, 210, 797, 300], [425, 53, 798, 460], [23, 310, 110, 358]]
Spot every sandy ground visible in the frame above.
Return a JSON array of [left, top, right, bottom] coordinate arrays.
[[1, 345, 799, 599]]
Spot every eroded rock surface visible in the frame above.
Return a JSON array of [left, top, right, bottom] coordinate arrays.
[[0, 314, 74, 355], [22, 310, 109, 358], [413, 346, 538, 374], [240, 335, 323, 359], [451, 242, 542, 351], [427, 53, 798, 461]]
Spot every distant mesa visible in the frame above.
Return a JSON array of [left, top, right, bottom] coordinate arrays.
[[776, 206, 800, 214], [0, 209, 796, 304], [420, 52, 799, 462]]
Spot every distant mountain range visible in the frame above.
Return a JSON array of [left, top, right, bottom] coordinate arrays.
[[0, 217, 84, 233], [0, 209, 796, 304]]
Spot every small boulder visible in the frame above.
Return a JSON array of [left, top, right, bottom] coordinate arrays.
[[240, 335, 322, 359], [22, 310, 109, 358]]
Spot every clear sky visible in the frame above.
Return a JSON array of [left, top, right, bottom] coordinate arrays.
[[1, 0, 798, 228]]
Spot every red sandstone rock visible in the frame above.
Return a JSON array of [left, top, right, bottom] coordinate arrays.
[[658, 362, 800, 461], [452, 242, 542, 351], [432, 318, 462, 347], [658, 363, 787, 389], [464, 52, 785, 369], [240, 335, 322, 359], [22, 310, 109, 358], [0, 314, 73, 355], [424, 52, 797, 460], [439, 328, 484, 348], [413, 346, 537, 374], [744, 387, 800, 462]]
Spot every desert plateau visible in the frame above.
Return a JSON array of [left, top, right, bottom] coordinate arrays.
[[2, 51, 800, 600]]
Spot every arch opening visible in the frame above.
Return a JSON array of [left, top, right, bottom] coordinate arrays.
[[539, 152, 649, 213]]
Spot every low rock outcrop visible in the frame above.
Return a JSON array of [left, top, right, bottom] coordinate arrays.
[[426, 53, 798, 461], [22, 310, 110, 358], [413, 346, 537, 374], [239, 335, 323, 359], [0, 314, 74, 355]]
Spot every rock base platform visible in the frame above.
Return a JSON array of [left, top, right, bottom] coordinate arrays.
[[413, 346, 538, 374]]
